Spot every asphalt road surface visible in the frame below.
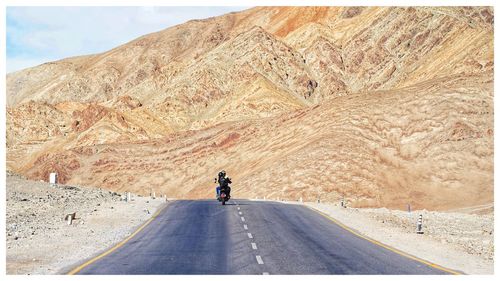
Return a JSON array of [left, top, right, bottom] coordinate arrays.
[[74, 200, 455, 275]]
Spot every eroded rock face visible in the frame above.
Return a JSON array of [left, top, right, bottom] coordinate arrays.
[[7, 101, 70, 148], [6, 7, 494, 210]]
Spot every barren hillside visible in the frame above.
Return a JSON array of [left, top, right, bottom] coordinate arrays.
[[6, 7, 493, 210]]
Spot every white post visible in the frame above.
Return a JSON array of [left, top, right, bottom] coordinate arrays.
[[152, 192, 156, 199], [49, 173, 58, 186], [417, 214, 424, 234], [67, 216, 73, 225], [299, 197, 303, 203], [127, 192, 131, 202]]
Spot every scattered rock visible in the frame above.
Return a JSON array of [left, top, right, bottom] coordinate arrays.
[[6, 174, 165, 274]]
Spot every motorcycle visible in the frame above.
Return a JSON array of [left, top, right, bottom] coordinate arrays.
[[215, 178, 231, 205]]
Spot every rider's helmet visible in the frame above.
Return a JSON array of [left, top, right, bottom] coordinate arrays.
[[221, 170, 226, 177]]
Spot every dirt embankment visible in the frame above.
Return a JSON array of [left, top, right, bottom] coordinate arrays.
[[6, 172, 165, 275]]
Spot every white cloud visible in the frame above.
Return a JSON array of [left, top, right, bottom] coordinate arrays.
[[6, 6, 249, 73]]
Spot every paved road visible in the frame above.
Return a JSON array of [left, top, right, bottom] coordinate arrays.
[[74, 200, 454, 274]]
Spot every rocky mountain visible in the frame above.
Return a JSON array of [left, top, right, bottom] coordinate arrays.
[[6, 7, 493, 210]]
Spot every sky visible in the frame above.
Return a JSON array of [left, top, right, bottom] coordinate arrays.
[[6, 6, 249, 73]]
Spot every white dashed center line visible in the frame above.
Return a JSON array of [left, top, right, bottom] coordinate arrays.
[[243, 224, 248, 230], [256, 255, 264, 265], [237, 207, 240, 210], [241, 217, 245, 222], [238, 211, 243, 215], [251, 243, 258, 250], [247, 233, 253, 239]]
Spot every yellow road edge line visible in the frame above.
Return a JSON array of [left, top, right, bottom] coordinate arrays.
[[306, 206, 463, 275], [67, 203, 168, 275]]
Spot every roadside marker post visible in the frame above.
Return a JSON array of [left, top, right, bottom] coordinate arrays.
[[417, 214, 424, 234], [49, 172, 58, 187]]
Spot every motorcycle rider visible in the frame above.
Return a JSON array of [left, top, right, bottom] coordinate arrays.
[[215, 170, 231, 199]]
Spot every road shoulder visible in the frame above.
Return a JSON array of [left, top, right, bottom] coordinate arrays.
[[296, 201, 493, 274]]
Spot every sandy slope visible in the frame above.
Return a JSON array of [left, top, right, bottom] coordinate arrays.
[[7, 72, 491, 211]]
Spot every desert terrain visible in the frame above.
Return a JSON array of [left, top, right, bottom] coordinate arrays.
[[5, 6, 495, 275], [6, 7, 493, 210]]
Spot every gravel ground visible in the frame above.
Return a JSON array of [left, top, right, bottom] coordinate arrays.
[[6, 173, 165, 275], [290, 201, 493, 274]]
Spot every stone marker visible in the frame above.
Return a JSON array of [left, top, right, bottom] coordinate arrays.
[[64, 212, 76, 225]]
